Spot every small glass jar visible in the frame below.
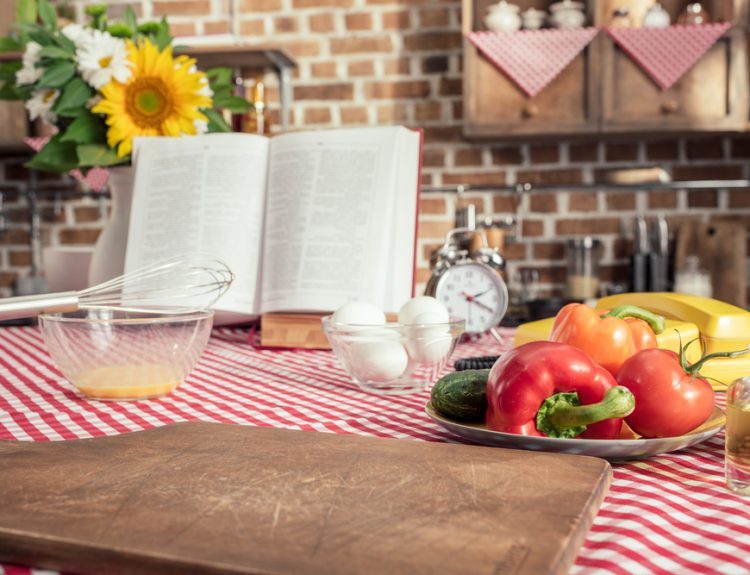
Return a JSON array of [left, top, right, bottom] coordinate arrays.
[[725, 377, 750, 495], [565, 237, 602, 301]]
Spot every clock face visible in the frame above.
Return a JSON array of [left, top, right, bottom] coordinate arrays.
[[434, 263, 509, 333]]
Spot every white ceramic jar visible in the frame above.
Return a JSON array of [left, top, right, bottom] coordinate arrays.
[[485, 1, 522, 32], [549, 0, 586, 28], [522, 7, 548, 29]]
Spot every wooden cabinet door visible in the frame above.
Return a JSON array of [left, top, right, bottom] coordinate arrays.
[[463, 38, 599, 138], [600, 30, 747, 132]]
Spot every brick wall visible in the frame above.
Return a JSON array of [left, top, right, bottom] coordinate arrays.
[[1, 0, 748, 302]]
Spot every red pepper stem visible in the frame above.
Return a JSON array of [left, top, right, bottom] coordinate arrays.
[[546, 386, 635, 431], [600, 305, 665, 334]]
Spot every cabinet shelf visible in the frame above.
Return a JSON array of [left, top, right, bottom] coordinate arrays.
[[422, 179, 750, 193]]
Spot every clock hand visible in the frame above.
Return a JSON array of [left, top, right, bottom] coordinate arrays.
[[461, 291, 494, 313]]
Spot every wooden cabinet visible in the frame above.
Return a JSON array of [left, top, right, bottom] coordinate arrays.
[[463, 0, 749, 137], [464, 38, 599, 137]]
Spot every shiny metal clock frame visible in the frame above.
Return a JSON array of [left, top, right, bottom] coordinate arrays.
[[425, 228, 509, 334]]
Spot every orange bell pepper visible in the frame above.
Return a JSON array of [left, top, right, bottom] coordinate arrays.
[[550, 304, 665, 377]]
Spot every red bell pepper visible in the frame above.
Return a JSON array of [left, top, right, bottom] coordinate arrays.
[[550, 303, 666, 377], [486, 341, 635, 439], [617, 340, 748, 438]]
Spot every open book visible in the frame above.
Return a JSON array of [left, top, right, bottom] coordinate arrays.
[[126, 126, 423, 325]]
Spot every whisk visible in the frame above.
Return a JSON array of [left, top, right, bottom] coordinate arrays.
[[0, 254, 235, 321]]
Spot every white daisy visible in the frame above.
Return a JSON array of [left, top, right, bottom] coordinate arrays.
[[194, 119, 209, 134], [77, 30, 132, 89], [198, 77, 213, 98], [61, 23, 92, 47], [26, 88, 59, 124], [15, 41, 43, 85]]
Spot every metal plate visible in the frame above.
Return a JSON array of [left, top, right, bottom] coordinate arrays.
[[426, 402, 725, 461]]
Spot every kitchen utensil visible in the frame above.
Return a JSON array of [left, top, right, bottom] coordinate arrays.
[[565, 237, 601, 300], [649, 215, 670, 292], [39, 307, 214, 400], [631, 215, 650, 292], [321, 315, 465, 394], [0, 254, 234, 322], [427, 402, 725, 461], [0, 422, 611, 575]]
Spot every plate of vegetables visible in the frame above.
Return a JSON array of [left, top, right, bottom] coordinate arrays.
[[427, 303, 735, 461], [426, 401, 724, 461]]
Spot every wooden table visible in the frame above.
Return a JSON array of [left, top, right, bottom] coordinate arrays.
[[0, 326, 748, 574]]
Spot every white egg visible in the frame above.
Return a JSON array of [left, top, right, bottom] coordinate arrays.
[[348, 340, 408, 383], [398, 296, 449, 325], [342, 327, 401, 346], [405, 312, 453, 364], [332, 301, 386, 326]]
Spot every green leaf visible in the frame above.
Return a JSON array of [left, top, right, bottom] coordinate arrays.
[[213, 94, 250, 113], [124, 6, 138, 37], [0, 37, 23, 53], [153, 17, 172, 51], [38, 0, 58, 30], [39, 45, 74, 60], [55, 32, 76, 53], [54, 78, 93, 116], [206, 67, 232, 87], [25, 134, 79, 173], [77, 144, 125, 167], [37, 61, 75, 88], [27, 27, 55, 46], [0, 61, 22, 82], [16, 0, 38, 26], [0, 82, 22, 100], [60, 110, 107, 144], [204, 108, 232, 133]]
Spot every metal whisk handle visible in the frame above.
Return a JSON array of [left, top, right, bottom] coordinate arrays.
[[0, 292, 80, 322]]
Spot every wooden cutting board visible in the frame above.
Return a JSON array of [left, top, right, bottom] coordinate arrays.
[[674, 220, 747, 308], [0, 423, 611, 575]]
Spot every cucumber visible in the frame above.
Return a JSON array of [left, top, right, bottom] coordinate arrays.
[[430, 369, 489, 422]]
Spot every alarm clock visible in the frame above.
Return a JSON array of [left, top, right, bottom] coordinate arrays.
[[425, 228, 509, 334]]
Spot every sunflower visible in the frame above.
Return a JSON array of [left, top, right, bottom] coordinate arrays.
[[92, 38, 213, 158]]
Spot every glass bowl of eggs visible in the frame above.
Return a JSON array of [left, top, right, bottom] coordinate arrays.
[[322, 297, 465, 394]]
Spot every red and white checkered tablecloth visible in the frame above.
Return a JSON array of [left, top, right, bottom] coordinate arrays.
[[1, 326, 749, 574]]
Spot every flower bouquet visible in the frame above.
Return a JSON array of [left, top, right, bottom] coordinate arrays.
[[0, 0, 249, 173]]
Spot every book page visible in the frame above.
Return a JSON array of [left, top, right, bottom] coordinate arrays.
[[260, 127, 420, 314], [126, 134, 270, 320]]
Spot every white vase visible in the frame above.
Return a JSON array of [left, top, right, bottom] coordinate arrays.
[[87, 166, 134, 287]]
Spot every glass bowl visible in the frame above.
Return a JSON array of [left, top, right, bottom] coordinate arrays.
[[322, 316, 465, 394], [38, 307, 214, 400]]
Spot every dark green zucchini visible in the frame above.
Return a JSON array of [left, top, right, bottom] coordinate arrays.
[[430, 369, 489, 422]]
